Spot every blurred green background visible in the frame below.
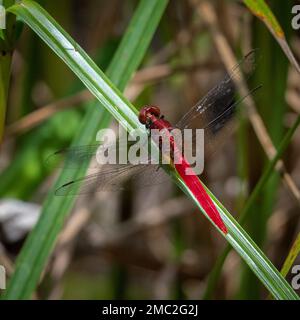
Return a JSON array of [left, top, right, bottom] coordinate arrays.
[[0, 0, 300, 300]]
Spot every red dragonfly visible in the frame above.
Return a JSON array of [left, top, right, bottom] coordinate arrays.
[[49, 51, 259, 234]]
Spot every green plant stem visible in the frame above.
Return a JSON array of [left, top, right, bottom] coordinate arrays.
[[203, 114, 300, 299], [3, 0, 168, 299], [280, 233, 300, 277], [0, 51, 11, 139], [3, 0, 298, 300], [0, 0, 16, 140], [239, 0, 290, 298]]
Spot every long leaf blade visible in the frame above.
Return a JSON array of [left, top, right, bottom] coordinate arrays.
[[3, 0, 298, 300], [3, 0, 168, 299], [243, 0, 300, 73]]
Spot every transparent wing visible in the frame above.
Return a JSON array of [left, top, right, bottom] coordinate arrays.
[[51, 132, 173, 195], [55, 163, 170, 196], [176, 50, 257, 131], [46, 144, 100, 168], [46, 140, 142, 169], [191, 85, 261, 159], [176, 50, 259, 159]]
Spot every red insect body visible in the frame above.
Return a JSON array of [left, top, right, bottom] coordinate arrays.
[[138, 105, 161, 125], [55, 52, 256, 234], [174, 160, 228, 234], [139, 106, 228, 234]]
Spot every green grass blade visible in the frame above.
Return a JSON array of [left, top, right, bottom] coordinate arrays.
[[203, 115, 300, 299], [194, 185, 298, 300], [280, 233, 300, 277], [243, 0, 300, 73], [238, 0, 291, 298], [3, 0, 298, 300], [0, 0, 16, 140], [267, 232, 300, 300], [3, 0, 168, 299], [8, 0, 141, 133], [0, 49, 11, 140]]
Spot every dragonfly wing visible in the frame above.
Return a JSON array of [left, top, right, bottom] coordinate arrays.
[[46, 140, 143, 169], [197, 85, 261, 159], [46, 144, 101, 169], [175, 50, 259, 160], [175, 50, 257, 131], [55, 163, 171, 196]]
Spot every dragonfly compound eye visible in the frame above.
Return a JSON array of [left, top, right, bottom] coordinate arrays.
[[138, 105, 161, 124]]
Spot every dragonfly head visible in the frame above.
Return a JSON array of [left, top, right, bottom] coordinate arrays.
[[139, 105, 161, 128]]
